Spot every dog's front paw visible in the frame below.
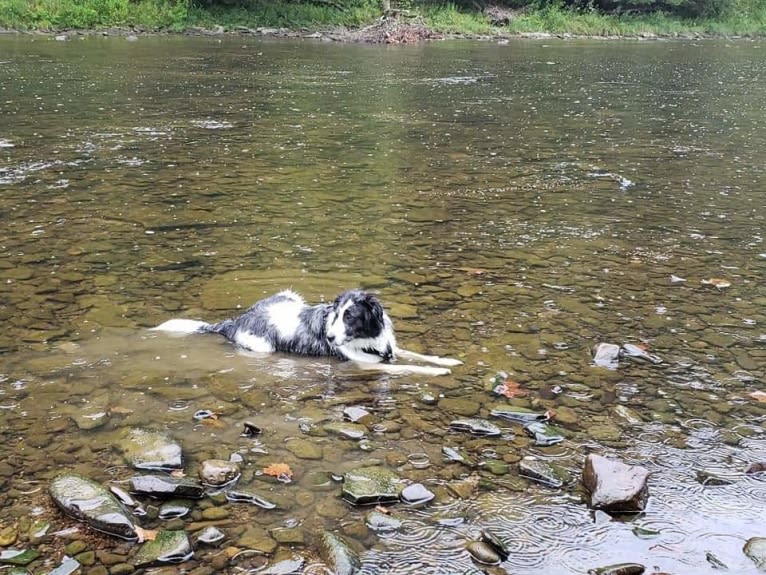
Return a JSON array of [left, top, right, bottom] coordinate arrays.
[[429, 367, 452, 376], [437, 357, 463, 367]]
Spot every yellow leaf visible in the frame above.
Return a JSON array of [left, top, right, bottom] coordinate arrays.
[[135, 526, 158, 543]]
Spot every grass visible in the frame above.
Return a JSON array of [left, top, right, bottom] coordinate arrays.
[[0, 0, 764, 36]]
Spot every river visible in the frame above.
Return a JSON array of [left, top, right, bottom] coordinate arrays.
[[0, 34, 765, 574]]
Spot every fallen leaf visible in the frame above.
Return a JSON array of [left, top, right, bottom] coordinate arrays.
[[374, 505, 391, 514], [263, 463, 293, 482], [701, 278, 731, 289], [109, 406, 133, 415], [493, 380, 526, 398], [170, 469, 186, 478], [750, 390, 766, 403], [135, 526, 157, 543]]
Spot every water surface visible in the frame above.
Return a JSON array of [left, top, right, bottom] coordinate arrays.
[[1, 35, 765, 574]]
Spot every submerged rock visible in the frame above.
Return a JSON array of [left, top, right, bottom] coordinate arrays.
[[449, 418, 502, 437], [400, 483, 435, 507], [744, 537, 766, 570], [479, 528, 509, 561], [199, 459, 240, 487], [261, 555, 306, 575], [465, 540, 501, 566], [587, 562, 645, 575], [49, 473, 137, 540], [158, 499, 192, 520], [129, 475, 204, 499], [442, 446, 477, 467], [318, 531, 360, 575], [490, 407, 550, 424], [195, 526, 226, 546], [131, 530, 192, 567], [324, 422, 367, 440], [519, 456, 569, 488], [226, 489, 277, 509], [593, 343, 621, 369], [583, 454, 649, 513], [342, 466, 402, 505], [47, 555, 80, 575], [365, 510, 402, 533], [524, 421, 565, 446], [119, 428, 183, 471], [0, 549, 41, 566], [620, 344, 662, 364]]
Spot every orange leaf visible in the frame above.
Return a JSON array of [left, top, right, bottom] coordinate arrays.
[[135, 526, 158, 543], [263, 463, 293, 482], [495, 380, 526, 398], [170, 469, 186, 478]]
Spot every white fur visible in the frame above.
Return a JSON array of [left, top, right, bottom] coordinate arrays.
[[326, 299, 353, 345], [267, 298, 304, 340], [233, 331, 274, 353], [151, 319, 208, 334]]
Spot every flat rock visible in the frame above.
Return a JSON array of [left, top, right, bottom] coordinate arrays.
[[119, 428, 182, 471], [49, 474, 137, 540], [744, 537, 766, 570], [131, 530, 192, 567], [317, 531, 360, 575], [342, 466, 402, 505], [583, 454, 649, 513]]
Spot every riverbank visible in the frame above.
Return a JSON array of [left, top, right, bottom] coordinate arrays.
[[0, 0, 764, 40]]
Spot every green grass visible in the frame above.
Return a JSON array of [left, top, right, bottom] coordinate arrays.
[[0, 0, 764, 36]]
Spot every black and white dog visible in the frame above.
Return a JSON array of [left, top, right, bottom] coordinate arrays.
[[152, 289, 461, 376]]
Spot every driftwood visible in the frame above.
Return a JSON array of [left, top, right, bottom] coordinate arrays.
[[344, 13, 442, 44]]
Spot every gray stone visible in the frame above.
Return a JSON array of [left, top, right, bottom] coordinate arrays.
[[744, 537, 766, 571], [199, 459, 240, 486], [583, 454, 649, 513], [49, 474, 137, 540], [131, 530, 192, 567], [341, 466, 402, 505], [119, 428, 182, 471], [317, 531, 360, 575]]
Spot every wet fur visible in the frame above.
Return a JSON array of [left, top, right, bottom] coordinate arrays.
[[152, 289, 461, 376]]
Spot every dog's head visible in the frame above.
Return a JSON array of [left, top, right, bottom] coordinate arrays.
[[326, 290, 386, 347]]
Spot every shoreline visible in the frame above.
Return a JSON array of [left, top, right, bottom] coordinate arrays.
[[0, 24, 758, 42]]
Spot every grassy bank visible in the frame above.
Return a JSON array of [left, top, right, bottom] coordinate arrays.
[[0, 0, 764, 37]]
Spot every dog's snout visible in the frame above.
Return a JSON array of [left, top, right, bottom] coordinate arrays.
[[327, 333, 336, 343]]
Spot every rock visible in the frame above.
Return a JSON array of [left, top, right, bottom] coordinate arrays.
[[0, 549, 41, 566], [324, 422, 367, 440], [583, 454, 649, 513], [49, 474, 137, 540], [449, 418, 502, 437], [438, 397, 481, 416], [195, 526, 225, 546], [199, 459, 240, 486], [343, 406, 373, 424], [490, 407, 550, 424], [365, 510, 402, 532], [480, 528, 509, 560], [226, 489, 277, 509], [48, 555, 81, 575], [442, 446, 477, 467], [119, 428, 183, 471], [0, 525, 17, 546], [744, 537, 766, 570], [524, 421, 565, 446], [587, 563, 645, 575], [399, 483, 435, 507], [129, 475, 204, 499], [519, 456, 570, 488], [342, 466, 402, 505], [745, 462, 766, 474], [286, 438, 323, 460], [465, 541, 501, 566], [261, 555, 306, 574], [158, 500, 192, 519], [593, 343, 621, 369], [237, 527, 277, 555], [446, 474, 479, 499], [131, 530, 192, 567], [317, 531, 360, 575]]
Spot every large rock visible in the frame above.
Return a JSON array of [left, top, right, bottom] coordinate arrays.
[[582, 454, 649, 513], [49, 474, 137, 540], [317, 531, 360, 575], [744, 537, 766, 571], [341, 466, 402, 505], [119, 428, 182, 471]]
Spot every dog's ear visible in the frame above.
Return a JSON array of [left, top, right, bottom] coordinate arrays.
[[362, 293, 384, 325]]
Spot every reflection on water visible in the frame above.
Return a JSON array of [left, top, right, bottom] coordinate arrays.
[[0, 35, 765, 574]]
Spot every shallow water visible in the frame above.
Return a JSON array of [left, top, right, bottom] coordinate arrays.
[[0, 35, 765, 574]]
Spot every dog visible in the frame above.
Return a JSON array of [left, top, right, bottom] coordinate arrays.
[[151, 289, 462, 376]]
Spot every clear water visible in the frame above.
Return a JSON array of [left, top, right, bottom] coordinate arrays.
[[0, 35, 764, 574]]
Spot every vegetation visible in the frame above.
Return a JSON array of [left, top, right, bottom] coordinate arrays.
[[0, 0, 764, 36]]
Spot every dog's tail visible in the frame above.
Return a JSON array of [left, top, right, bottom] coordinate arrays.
[[150, 319, 211, 334]]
